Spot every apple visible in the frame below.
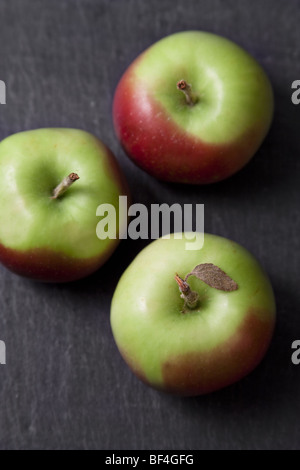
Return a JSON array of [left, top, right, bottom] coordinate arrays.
[[113, 31, 274, 184], [0, 128, 129, 282], [110, 233, 276, 396]]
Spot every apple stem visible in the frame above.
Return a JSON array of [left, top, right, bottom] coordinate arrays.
[[177, 80, 198, 106], [174, 274, 199, 310], [51, 173, 79, 199]]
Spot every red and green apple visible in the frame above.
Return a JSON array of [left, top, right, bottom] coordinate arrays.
[[110, 233, 276, 396], [0, 128, 129, 282], [113, 31, 274, 184]]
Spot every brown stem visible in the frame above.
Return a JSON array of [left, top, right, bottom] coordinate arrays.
[[175, 274, 199, 310], [177, 80, 198, 106], [51, 173, 79, 199]]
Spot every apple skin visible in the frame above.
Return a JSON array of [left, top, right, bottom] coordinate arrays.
[[113, 31, 274, 184], [110, 233, 276, 396], [0, 128, 129, 282]]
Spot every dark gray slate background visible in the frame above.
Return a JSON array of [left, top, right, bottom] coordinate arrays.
[[0, 0, 299, 450]]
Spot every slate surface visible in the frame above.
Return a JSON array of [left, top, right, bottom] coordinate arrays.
[[0, 0, 299, 450]]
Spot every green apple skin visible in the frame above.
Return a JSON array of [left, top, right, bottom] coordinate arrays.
[[113, 31, 274, 184], [0, 128, 129, 282], [111, 233, 276, 396]]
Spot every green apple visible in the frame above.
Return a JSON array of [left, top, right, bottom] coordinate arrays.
[[111, 233, 276, 396], [113, 31, 274, 184], [0, 128, 129, 282]]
